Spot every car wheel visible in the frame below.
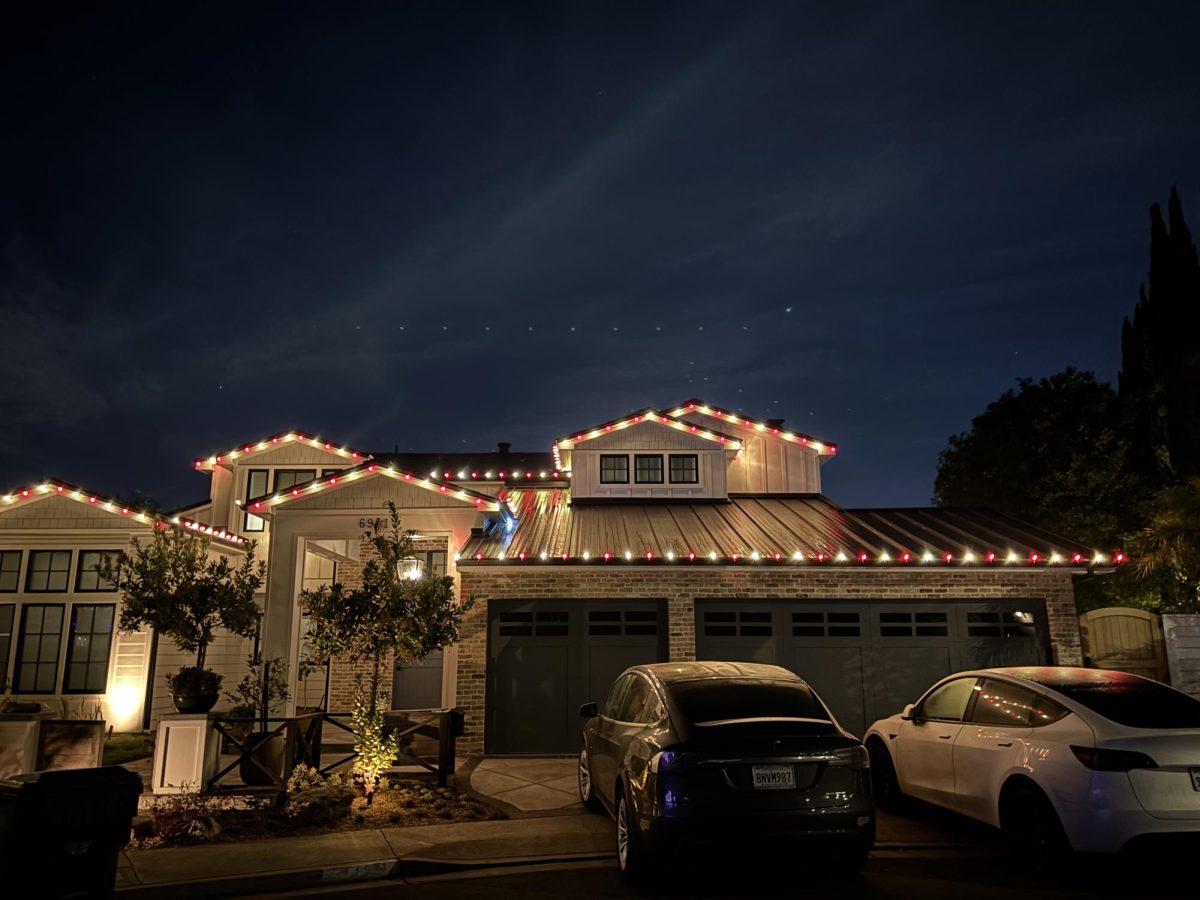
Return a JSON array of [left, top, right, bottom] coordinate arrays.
[[616, 783, 649, 882], [1001, 785, 1070, 871], [578, 746, 603, 812], [868, 740, 907, 813]]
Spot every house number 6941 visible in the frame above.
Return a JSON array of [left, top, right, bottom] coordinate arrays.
[[358, 517, 385, 529]]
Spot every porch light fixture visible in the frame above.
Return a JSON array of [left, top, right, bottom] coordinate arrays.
[[399, 556, 423, 580]]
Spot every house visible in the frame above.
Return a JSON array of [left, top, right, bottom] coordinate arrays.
[[0, 402, 1119, 755]]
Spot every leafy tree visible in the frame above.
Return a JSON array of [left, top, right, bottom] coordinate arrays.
[[100, 528, 266, 690], [299, 502, 474, 802], [1137, 476, 1200, 611], [1120, 187, 1200, 482]]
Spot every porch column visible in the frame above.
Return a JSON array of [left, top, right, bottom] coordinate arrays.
[[262, 519, 307, 716]]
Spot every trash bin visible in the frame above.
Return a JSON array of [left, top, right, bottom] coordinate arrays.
[[0, 765, 143, 899]]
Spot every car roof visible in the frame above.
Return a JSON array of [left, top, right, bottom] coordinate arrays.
[[981, 666, 1152, 689], [635, 661, 801, 685]]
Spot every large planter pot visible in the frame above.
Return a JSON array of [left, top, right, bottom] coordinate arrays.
[[239, 731, 285, 786], [172, 690, 219, 714]]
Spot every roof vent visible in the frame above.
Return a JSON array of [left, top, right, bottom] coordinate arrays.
[[497, 442, 511, 455], [766, 418, 785, 429]]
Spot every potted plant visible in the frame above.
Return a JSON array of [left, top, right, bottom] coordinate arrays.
[[224, 656, 291, 785], [100, 528, 266, 714]]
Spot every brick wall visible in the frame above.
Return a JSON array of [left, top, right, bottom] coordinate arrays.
[[454, 566, 1081, 754]]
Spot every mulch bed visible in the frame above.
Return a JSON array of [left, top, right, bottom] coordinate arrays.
[[133, 779, 504, 850]]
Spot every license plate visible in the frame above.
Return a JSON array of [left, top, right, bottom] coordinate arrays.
[[1191, 769, 1200, 792], [752, 765, 795, 790]]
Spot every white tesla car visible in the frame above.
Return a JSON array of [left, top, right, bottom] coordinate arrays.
[[864, 667, 1200, 856]]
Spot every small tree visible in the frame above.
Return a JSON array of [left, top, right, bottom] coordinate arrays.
[[101, 528, 265, 701], [299, 502, 474, 802]]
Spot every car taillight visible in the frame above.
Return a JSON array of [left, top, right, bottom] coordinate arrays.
[[649, 750, 685, 775], [829, 746, 870, 769], [1070, 745, 1158, 772]]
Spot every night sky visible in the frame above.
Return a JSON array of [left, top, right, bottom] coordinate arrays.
[[5, 2, 1200, 512]]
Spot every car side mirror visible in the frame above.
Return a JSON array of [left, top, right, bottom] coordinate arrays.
[[579, 702, 599, 719], [900, 703, 916, 721]]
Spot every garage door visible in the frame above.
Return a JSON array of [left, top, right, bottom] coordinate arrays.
[[695, 600, 1049, 736], [487, 599, 668, 754]]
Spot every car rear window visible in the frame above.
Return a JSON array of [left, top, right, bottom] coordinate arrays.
[[1052, 681, 1200, 729], [670, 679, 830, 725]]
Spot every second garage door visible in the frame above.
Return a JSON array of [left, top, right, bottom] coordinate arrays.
[[695, 599, 1050, 736], [487, 599, 668, 754]]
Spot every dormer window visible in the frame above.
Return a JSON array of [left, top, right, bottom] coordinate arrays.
[[669, 454, 699, 484], [600, 455, 629, 484], [634, 455, 664, 484]]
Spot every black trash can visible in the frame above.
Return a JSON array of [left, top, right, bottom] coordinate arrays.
[[0, 765, 143, 899]]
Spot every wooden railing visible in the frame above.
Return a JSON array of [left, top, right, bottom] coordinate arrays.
[[206, 708, 464, 793]]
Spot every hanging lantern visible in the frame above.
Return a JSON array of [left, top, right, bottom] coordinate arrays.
[[399, 556, 424, 581]]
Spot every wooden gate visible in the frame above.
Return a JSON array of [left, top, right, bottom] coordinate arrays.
[[1079, 607, 1168, 682]]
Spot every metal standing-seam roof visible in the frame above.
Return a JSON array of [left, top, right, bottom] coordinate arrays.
[[457, 490, 1109, 568]]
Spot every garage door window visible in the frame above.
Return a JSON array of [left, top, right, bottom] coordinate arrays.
[[880, 611, 948, 637], [966, 611, 1037, 638], [918, 677, 977, 722], [497, 611, 568, 637], [792, 611, 860, 637], [703, 610, 772, 637], [588, 610, 658, 636]]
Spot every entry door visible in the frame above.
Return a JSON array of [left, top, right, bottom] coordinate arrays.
[[392, 650, 444, 710]]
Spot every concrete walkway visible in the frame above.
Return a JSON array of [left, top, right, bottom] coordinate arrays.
[[465, 756, 579, 815]]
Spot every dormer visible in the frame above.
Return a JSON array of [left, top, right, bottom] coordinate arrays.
[[556, 409, 741, 501], [667, 400, 835, 494]]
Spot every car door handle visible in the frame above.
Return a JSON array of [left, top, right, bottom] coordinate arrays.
[[938, 734, 952, 740], [996, 742, 1013, 748]]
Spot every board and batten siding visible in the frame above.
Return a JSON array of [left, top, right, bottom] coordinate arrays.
[[569, 421, 728, 500], [677, 411, 824, 494]]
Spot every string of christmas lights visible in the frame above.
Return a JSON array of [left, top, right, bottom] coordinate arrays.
[[556, 408, 743, 451], [668, 400, 837, 455], [457, 548, 1125, 567], [0, 480, 246, 546], [194, 431, 371, 471]]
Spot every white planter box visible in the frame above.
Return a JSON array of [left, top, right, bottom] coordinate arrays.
[[151, 714, 219, 794]]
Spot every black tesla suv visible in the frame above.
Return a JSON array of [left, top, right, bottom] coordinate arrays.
[[578, 661, 875, 880]]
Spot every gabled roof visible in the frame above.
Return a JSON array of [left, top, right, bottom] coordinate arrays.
[[193, 430, 372, 472], [554, 408, 743, 453], [378, 452, 565, 485], [668, 399, 837, 456], [244, 459, 514, 518], [457, 490, 1124, 570], [1, 479, 247, 547]]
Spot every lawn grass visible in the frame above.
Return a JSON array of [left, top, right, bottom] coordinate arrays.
[[103, 732, 154, 766]]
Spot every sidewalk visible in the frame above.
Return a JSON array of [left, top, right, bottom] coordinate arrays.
[[117, 815, 614, 898]]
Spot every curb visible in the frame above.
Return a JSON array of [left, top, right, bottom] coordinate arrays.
[[116, 851, 616, 898]]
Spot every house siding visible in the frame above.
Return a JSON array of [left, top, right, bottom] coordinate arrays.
[[453, 566, 1081, 755]]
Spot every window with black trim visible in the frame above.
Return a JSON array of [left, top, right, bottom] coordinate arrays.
[[600, 455, 629, 484], [0, 604, 13, 690], [0, 551, 20, 592], [273, 469, 317, 491], [424, 551, 447, 578], [75, 551, 119, 593], [63, 604, 115, 693], [669, 454, 699, 484], [25, 551, 71, 593], [244, 469, 269, 532], [634, 454, 663, 484], [14, 604, 64, 693]]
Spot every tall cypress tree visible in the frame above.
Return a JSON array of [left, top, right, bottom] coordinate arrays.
[[1119, 187, 1200, 482]]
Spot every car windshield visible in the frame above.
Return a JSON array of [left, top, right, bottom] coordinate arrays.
[[670, 679, 830, 725], [1051, 680, 1200, 729]]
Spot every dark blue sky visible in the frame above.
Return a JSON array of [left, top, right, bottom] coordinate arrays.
[[3, 2, 1200, 510]]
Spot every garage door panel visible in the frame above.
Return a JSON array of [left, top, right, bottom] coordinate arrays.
[[873, 646, 953, 721], [791, 646, 867, 736], [490, 644, 571, 754]]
